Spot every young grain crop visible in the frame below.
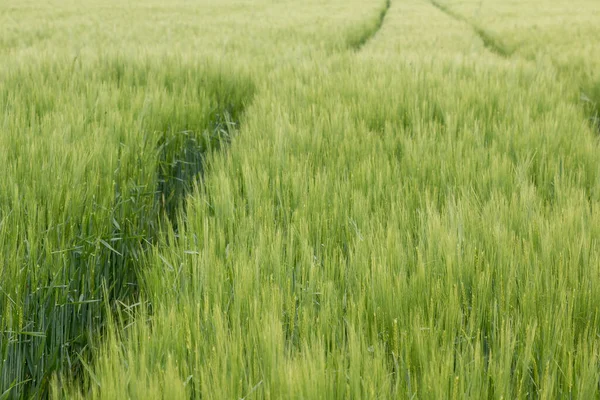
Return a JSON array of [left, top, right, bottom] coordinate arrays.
[[1, 0, 600, 399], [0, 0, 386, 397]]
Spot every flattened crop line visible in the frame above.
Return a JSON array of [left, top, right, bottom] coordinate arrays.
[[0, 59, 255, 399], [429, 0, 515, 58], [581, 85, 600, 134], [156, 110, 242, 232], [348, 0, 390, 51]]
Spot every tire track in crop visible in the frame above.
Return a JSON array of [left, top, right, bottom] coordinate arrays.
[[0, 60, 255, 398], [581, 83, 600, 134], [429, 0, 515, 58], [429, 1, 600, 135], [347, 0, 390, 51]]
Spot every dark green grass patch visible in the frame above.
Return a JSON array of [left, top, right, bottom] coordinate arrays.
[[0, 57, 253, 399]]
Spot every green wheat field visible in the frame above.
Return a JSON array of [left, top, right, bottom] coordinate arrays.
[[1, 0, 600, 398]]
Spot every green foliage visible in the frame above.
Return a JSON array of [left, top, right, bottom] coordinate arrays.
[[0, 55, 254, 397], [1, 0, 600, 399]]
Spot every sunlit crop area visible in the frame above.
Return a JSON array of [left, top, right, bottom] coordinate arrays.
[[1, 0, 599, 398]]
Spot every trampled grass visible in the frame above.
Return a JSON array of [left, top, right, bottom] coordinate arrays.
[[1, 0, 600, 399]]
